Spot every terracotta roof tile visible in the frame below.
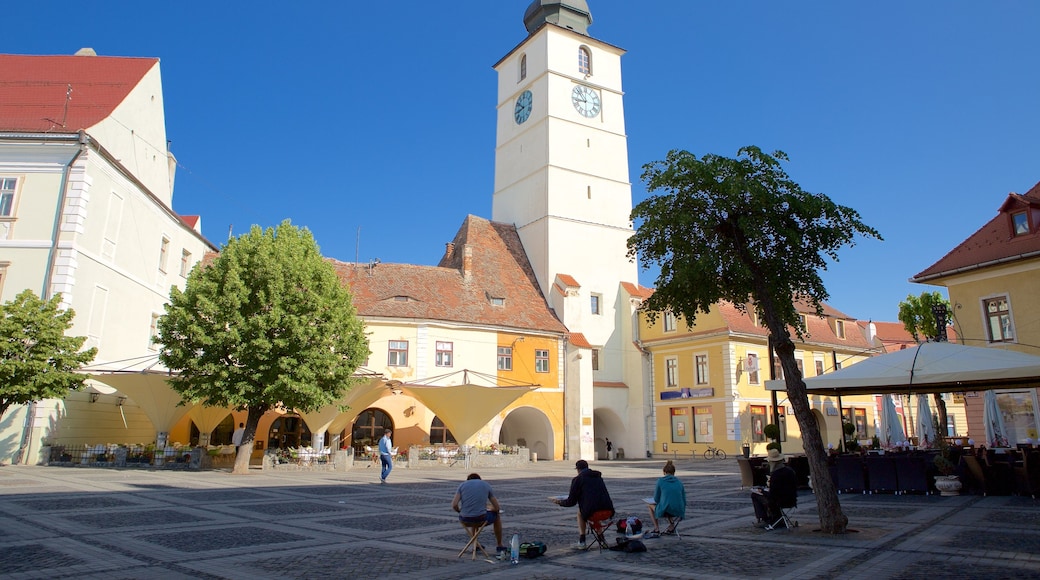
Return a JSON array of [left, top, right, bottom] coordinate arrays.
[[556, 274, 580, 288], [568, 332, 592, 348], [0, 53, 156, 132], [335, 215, 566, 334], [621, 281, 653, 299], [856, 319, 959, 352], [913, 181, 1040, 281]]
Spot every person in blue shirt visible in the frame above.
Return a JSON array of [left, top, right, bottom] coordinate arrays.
[[644, 460, 686, 537], [452, 473, 507, 557], [378, 429, 394, 484]]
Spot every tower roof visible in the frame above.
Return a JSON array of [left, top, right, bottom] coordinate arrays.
[[523, 0, 592, 35]]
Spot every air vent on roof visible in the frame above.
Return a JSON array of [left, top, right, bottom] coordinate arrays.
[[74, 48, 97, 56]]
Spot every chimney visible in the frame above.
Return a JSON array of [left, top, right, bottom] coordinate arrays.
[[462, 246, 473, 281], [74, 48, 97, 56], [444, 242, 455, 260]]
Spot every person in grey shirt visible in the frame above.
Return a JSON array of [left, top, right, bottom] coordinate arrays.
[[452, 473, 506, 556]]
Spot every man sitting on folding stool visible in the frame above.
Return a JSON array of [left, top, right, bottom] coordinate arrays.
[[751, 449, 797, 529], [452, 473, 508, 559]]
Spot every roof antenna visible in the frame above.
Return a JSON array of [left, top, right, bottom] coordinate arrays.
[[227, 224, 233, 241]]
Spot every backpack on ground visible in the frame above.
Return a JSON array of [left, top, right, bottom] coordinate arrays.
[[519, 541, 547, 558]]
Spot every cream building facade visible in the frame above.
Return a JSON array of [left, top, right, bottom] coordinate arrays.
[[0, 52, 215, 463]]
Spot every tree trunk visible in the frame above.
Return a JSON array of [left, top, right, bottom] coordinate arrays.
[[774, 333, 848, 534], [932, 393, 948, 438], [232, 407, 265, 475]]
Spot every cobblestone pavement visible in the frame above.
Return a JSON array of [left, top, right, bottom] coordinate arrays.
[[1, 458, 1038, 579]]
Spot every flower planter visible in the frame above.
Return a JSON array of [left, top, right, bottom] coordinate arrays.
[[934, 475, 962, 496]]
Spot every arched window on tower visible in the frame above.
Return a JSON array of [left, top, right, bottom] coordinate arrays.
[[519, 53, 527, 81], [578, 46, 591, 75]]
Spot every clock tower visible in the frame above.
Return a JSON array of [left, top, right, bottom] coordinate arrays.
[[492, 0, 647, 461]]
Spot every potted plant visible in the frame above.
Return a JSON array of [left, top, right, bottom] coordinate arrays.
[[842, 421, 856, 452], [931, 416, 961, 495]]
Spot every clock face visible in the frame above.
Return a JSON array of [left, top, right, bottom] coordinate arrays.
[[571, 85, 601, 118], [514, 90, 533, 124]]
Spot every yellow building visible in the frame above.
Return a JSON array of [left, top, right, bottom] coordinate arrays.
[[912, 181, 1040, 443], [639, 300, 881, 458]]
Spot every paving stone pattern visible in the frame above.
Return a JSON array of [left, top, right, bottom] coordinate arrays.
[[0, 460, 1038, 579]]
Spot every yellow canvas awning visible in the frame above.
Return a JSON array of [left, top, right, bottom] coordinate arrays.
[[397, 370, 538, 444], [88, 370, 194, 434]]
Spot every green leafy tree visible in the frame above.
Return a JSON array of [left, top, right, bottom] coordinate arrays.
[[897, 291, 952, 430], [629, 146, 881, 534], [157, 221, 369, 474], [0, 290, 97, 419]]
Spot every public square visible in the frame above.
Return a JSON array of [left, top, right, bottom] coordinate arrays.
[[1, 458, 1038, 579]]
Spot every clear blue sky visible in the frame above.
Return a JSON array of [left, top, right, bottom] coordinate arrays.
[[8, 1, 1040, 323]]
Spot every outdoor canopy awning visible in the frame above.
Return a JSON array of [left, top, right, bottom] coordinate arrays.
[[88, 370, 195, 434], [765, 342, 1040, 396]]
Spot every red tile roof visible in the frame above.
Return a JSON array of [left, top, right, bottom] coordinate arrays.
[[621, 281, 653, 300], [913, 181, 1040, 281], [556, 274, 580, 288], [855, 319, 959, 352], [568, 332, 592, 348], [0, 53, 156, 132], [334, 215, 566, 334]]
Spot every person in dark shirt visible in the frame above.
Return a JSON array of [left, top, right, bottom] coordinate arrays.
[[552, 459, 615, 549], [752, 449, 797, 527]]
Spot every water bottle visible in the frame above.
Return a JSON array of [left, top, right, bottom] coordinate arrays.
[[510, 533, 520, 564]]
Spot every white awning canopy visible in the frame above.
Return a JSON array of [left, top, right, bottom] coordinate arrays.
[[765, 342, 1040, 396]]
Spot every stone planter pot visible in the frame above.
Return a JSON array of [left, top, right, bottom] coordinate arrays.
[[934, 475, 962, 496]]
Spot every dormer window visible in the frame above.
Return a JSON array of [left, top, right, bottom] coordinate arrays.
[[490, 296, 505, 306], [1012, 211, 1030, 236], [578, 46, 591, 75], [835, 320, 846, 339], [393, 295, 410, 302]]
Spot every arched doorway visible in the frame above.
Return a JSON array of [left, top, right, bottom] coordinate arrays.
[[498, 406, 553, 460], [593, 407, 625, 460], [189, 413, 235, 446], [352, 408, 394, 455], [430, 416, 455, 445], [268, 415, 311, 449]]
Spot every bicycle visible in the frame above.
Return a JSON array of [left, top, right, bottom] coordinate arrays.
[[703, 446, 727, 460]]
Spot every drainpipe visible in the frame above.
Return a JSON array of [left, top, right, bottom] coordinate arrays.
[[14, 131, 87, 466]]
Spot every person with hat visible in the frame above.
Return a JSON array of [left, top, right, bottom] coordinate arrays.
[[751, 448, 797, 527], [551, 459, 615, 549]]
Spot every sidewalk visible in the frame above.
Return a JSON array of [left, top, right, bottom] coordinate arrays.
[[0, 458, 1037, 579]]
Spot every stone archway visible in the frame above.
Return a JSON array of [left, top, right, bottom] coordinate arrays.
[[498, 406, 554, 460], [593, 407, 626, 460]]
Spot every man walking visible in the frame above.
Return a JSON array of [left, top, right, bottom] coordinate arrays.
[[378, 429, 394, 484]]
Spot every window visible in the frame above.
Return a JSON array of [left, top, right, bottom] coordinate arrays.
[[578, 46, 591, 75], [693, 406, 713, 443], [835, 361, 843, 370], [429, 416, 455, 445], [695, 354, 708, 385], [663, 311, 676, 332], [148, 313, 160, 351], [984, 296, 1014, 343], [835, 320, 846, 339], [158, 237, 170, 273], [388, 340, 408, 366], [798, 314, 807, 329], [670, 407, 689, 443], [773, 359, 784, 380], [535, 349, 550, 373], [0, 177, 16, 216], [352, 409, 393, 453], [519, 54, 527, 81], [1012, 211, 1030, 235], [180, 249, 192, 277], [746, 353, 759, 384], [497, 346, 513, 371], [435, 341, 453, 367], [590, 294, 601, 315], [795, 358, 804, 380], [665, 357, 678, 387], [490, 296, 505, 306], [591, 348, 600, 371], [750, 405, 767, 442], [815, 360, 824, 376]]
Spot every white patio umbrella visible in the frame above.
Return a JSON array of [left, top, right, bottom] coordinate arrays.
[[915, 395, 937, 448], [983, 390, 1009, 447], [879, 394, 906, 447]]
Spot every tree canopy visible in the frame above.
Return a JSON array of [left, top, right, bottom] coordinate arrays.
[[157, 221, 369, 472], [897, 291, 951, 343], [629, 146, 881, 533], [0, 290, 97, 418]]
